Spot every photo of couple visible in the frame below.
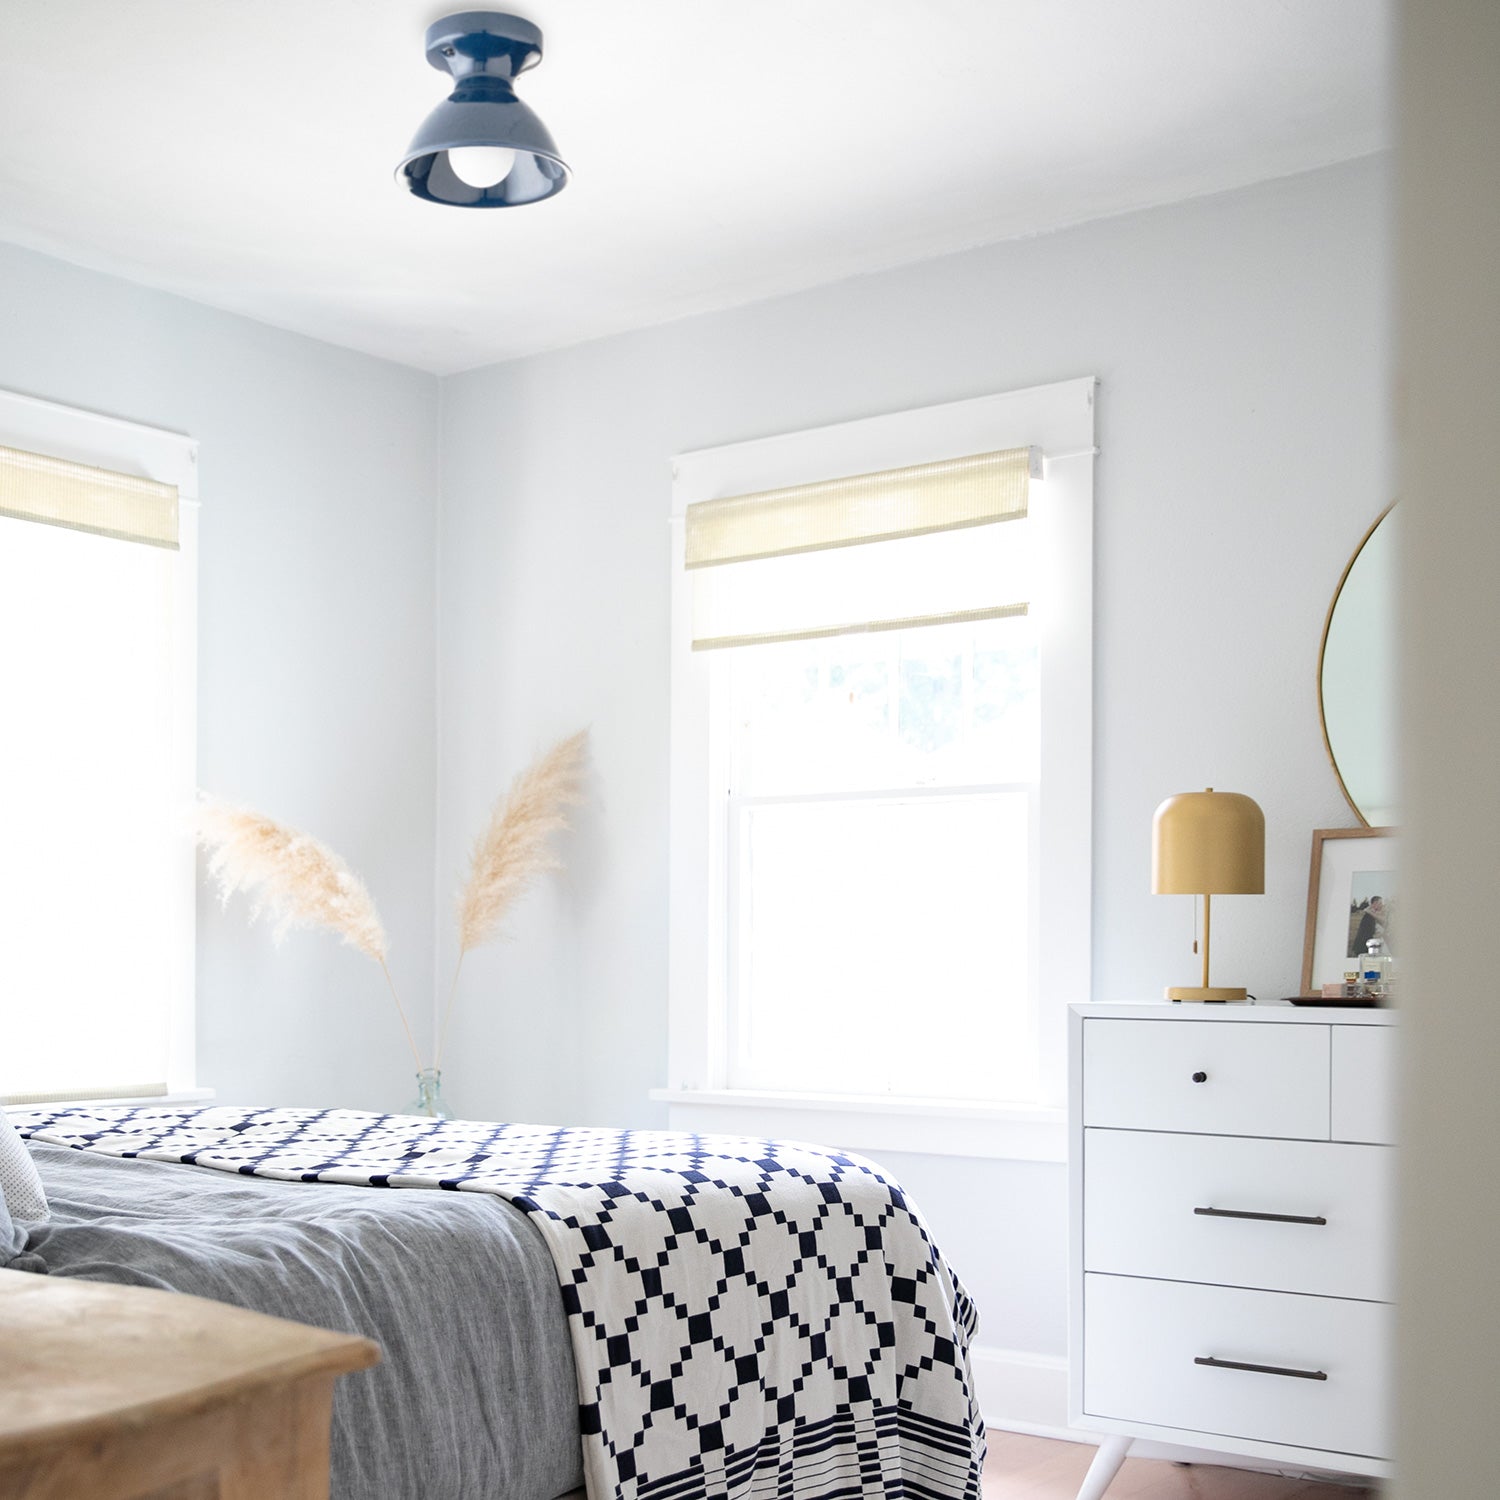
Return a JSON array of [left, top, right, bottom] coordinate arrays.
[[1348, 873, 1395, 958]]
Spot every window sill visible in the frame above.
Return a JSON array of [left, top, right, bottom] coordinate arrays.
[[11, 1088, 216, 1111], [648, 1087, 1067, 1163]]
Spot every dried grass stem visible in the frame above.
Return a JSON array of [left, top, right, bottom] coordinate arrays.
[[196, 797, 421, 1071], [438, 729, 588, 1066]]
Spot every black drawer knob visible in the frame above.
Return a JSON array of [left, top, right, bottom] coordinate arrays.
[[1191, 1070, 1208, 1083]]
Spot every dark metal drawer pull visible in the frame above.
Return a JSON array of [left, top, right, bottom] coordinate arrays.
[[1195, 1355, 1328, 1382], [1194, 1206, 1328, 1226]]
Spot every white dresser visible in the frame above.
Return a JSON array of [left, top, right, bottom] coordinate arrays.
[[1067, 1002, 1396, 1499]]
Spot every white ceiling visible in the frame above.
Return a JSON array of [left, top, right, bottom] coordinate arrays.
[[0, 2, 1390, 375]]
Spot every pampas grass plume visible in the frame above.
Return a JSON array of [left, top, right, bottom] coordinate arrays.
[[457, 729, 588, 956], [195, 799, 389, 962], [196, 730, 588, 1080]]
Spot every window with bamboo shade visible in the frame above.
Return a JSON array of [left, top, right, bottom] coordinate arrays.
[[662, 380, 1096, 1137], [0, 394, 198, 1106]]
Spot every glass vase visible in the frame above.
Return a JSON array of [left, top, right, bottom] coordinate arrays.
[[405, 1067, 448, 1119]]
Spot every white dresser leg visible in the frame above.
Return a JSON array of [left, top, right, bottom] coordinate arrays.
[[1074, 1435, 1131, 1500]]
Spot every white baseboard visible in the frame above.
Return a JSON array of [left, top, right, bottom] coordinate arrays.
[[971, 1346, 1079, 1442]]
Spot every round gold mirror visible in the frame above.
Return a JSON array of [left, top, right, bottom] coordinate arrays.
[[1318, 504, 1397, 827]]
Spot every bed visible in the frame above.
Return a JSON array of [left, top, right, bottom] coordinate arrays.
[[22, 1140, 583, 1499], [11, 1104, 985, 1500]]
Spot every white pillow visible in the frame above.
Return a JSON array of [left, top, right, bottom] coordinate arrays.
[[0, 1108, 48, 1222]]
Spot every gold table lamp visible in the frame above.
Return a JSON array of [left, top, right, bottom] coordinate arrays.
[[1152, 788, 1265, 1002]]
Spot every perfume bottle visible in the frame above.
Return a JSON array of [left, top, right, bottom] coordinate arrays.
[[1360, 938, 1391, 1000]]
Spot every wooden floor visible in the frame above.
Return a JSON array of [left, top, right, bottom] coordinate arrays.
[[983, 1433, 1377, 1499]]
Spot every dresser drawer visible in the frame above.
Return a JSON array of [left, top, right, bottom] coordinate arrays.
[[1083, 1273, 1390, 1460], [1082, 1019, 1330, 1138], [1084, 1128, 1393, 1301], [1332, 1024, 1396, 1144]]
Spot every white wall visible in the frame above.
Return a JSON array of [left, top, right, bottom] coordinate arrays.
[[0, 242, 441, 1112], [1393, 1, 1500, 1493], [434, 156, 1393, 1372], [0, 149, 1394, 1403]]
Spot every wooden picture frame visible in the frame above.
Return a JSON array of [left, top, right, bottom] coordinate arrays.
[[1301, 826, 1399, 993]]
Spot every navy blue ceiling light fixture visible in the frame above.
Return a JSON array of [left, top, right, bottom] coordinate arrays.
[[396, 11, 569, 207]]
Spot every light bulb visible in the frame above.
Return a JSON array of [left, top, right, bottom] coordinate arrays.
[[447, 145, 518, 189]]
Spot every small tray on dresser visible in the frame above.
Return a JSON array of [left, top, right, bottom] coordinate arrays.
[[1282, 994, 1385, 1009]]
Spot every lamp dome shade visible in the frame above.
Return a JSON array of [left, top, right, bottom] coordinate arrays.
[[1152, 789, 1265, 895], [396, 12, 569, 208]]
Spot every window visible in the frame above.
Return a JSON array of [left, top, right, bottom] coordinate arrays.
[[0, 390, 198, 1105], [660, 379, 1094, 1156], [725, 617, 1039, 1103]]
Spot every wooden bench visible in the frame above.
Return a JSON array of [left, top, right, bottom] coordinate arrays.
[[0, 1267, 379, 1499]]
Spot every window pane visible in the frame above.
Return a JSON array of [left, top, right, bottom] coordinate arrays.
[[971, 635, 1040, 783], [729, 614, 1037, 796], [729, 792, 1035, 1102], [898, 634, 962, 755], [0, 517, 178, 1098]]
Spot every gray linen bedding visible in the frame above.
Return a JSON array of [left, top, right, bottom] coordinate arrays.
[[23, 1142, 584, 1500]]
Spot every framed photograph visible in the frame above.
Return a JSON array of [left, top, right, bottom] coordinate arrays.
[[1301, 827, 1398, 992]]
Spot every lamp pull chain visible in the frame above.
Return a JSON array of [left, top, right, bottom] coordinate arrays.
[[1192, 895, 1199, 956], [1202, 892, 1212, 991]]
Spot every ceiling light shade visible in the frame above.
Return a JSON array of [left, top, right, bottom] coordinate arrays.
[[396, 11, 568, 208]]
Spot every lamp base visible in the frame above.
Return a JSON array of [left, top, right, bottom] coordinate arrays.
[[1166, 986, 1248, 1004]]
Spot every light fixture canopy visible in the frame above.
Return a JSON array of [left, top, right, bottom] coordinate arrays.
[[1152, 788, 1265, 1003], [396, 11, 569, 208]]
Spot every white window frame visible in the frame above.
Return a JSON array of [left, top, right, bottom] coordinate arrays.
[[655, 377, 1095, 1161], [0, 386, 204, 1105]]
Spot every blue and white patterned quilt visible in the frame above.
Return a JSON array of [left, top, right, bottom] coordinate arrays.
[[17, 1105, 984, 1500]]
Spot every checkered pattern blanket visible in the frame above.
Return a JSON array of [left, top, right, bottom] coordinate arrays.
[[17, 1105, 984, 1500]]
